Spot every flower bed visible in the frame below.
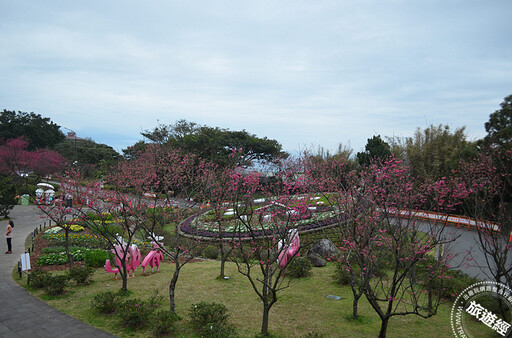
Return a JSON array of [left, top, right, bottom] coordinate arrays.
[[36, 248, 91, 266], [43, 232, 110, 249], [180, 205, 344, 240]]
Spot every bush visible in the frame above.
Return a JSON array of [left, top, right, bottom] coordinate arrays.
[[189, 301, 236, 337], [36, 249, 90, 266], [333, 261, 357, 286], [147, 291, 164, 309], [44, 227, 62, 235], [414, 256, 478, 300], [68, 224, 84, 232], [84, 249, 110, 268], [42, 246, 85, 254], [202, 245, 219, 259], [431, 269, 479, 300], [118, 298, 154, 329], [42, 232, 108, 249], [301, 333, 324, 338], [91, 291, 121, 314], [30, 269, 50, 288], [334, 264, 351, 285], [287, 257, 312, 278], [68, 266, 94, 285], [151, 309, 181, 336], [45, 274, 69, 296]]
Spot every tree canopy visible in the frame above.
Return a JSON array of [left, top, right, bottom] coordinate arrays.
[[0, 110, 65, 150], [141, 120, 288, 167], [356, 135, 391, 166], [485, 93, 512, 149], [54, 138, 120, 177], [402, 124, 471, 181]]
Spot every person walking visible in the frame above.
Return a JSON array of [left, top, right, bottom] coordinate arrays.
[[5, 220, 13, 254]]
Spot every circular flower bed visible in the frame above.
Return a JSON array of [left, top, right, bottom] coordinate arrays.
[[180, 200, 344, 240]]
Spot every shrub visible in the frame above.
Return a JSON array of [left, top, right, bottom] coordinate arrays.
[[45, 274, 69, 296], [287, 257, 312, 278], [431, 269, 479, 300], [151, 309, 181, 336], [147, 291, 164, 309], [202, 245, 219, 259], [118, 298, 154, 329], [42, 246, 84, 254], [68, 224, 84, 232], [44, 227, 62, 235], [254, 333, 277, 338], [413, 256, 478, 300], [333, 260, 357, 286], [68, 266, 94, 285], [189, 301, 236, 337], [42, 232, 108, 249], [91, 291, 121, 314], [301, 333, 324, 338], [36, 249, 90, 266], [84, 249, 110, 267], [86, 212, 113, 221], [30, 269, 50, 288]]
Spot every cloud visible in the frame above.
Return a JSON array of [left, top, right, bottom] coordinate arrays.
[[1, 1, 511, 155]]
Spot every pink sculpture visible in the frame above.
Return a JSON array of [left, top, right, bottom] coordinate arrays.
[[141, 241, 164, 274], [127, 244, 141, 277], [104, 259, 119, 279], [278, 229, 300, 268], [104, 243, 141, 278]]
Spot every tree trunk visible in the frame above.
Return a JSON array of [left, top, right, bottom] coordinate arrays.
[[261, 303, 270, 336], [220, 255, 226, 278], [169, 263, 181, 313], [64, 229, 74, 271], [169, 278, 176, 313], [352, 294, 360, 318], [121, 266, 128, 291], [378, 316, 390, 338]]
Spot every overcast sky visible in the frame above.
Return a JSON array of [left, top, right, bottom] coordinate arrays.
[[1, 1, 511, 155]]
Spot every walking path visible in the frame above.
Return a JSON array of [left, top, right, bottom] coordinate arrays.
[[0, 205, 115, 338]]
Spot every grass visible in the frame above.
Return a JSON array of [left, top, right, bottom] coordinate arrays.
[[14, 260, 474, 337]]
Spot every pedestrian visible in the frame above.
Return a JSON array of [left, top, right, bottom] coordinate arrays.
[[5, 220, 14, 254]]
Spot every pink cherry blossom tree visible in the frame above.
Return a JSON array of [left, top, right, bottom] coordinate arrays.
[[456, 149, 512, 290], [193, 163, 239, 279], [229, 161, 310, 336], [0, 137, 66, 179], [306, 156, 458, 337], [37, 170, 85, 271], [119, 144, 207, 312]]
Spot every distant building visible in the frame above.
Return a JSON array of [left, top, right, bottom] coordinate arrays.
[[65, 132, 84, 141]]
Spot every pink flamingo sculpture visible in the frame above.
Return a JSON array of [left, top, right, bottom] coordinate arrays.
[[104, 244, 125, 279], [278, 229, 300, 268], [104, 243, 141, 278], [141, 241, 164, 274], [127, 244, 141, 277], [104, 259, 119, 279]]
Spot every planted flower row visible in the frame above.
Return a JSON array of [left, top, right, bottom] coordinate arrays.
[[36, 248, 90, 266], [43, 232, 110, 249], [180, 211, 344, 239]]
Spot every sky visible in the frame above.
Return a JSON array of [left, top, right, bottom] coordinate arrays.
[[1, 1, 511, 156]]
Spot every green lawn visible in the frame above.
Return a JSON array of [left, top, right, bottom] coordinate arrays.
[[15, 260, 465, 337]]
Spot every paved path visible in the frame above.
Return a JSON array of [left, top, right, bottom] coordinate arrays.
[[415, 219, 512, 282], [0, 205, 116, 338]]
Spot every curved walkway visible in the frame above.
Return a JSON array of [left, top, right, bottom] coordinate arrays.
[[0, 205, 115, 338]]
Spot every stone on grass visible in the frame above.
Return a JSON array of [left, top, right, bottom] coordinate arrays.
[[307, 251, 326, 267], [308, 239, 339, 259]]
